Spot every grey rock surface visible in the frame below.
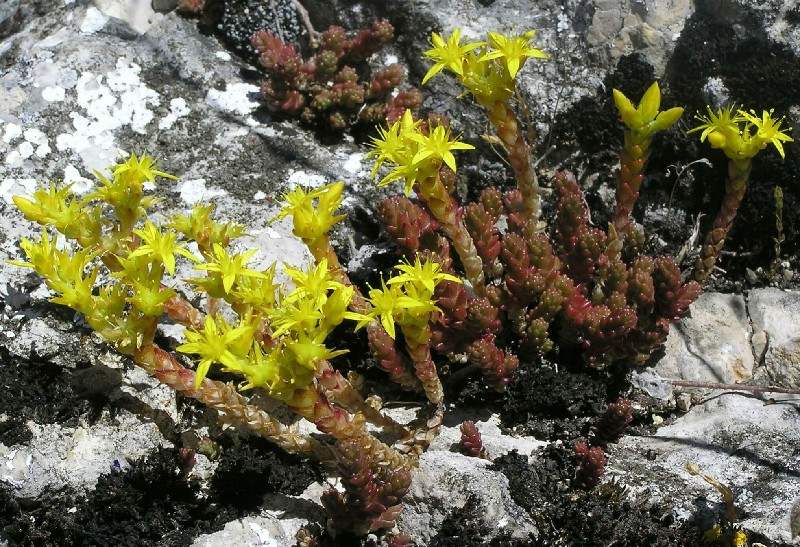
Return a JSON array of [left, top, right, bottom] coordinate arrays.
[[610, 392, 800, 545], [656, 292, 754, 385], [749, 288, 800, 388], [399, 450, 538, 544], [0, 413, 164, 499]]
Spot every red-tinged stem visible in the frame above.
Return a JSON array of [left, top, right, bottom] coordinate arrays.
[[402, 322, 443, 404], [693, 158, 752, 283], [613, 131, 653, 233], [318, 361, 410, 438], [485, 101, 542, 233], [417, 174, 486, 297], [163, 294, 205, 329], [289, 385, 413, 470], [134, 343, 334, 463]]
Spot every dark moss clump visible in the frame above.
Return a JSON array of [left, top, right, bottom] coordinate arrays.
[[0, 348, 98, 446], [503, 365, 608, 423], [0, 442, 321, 546], [494, 448, 706, 546], [210, 434, 323, 509]]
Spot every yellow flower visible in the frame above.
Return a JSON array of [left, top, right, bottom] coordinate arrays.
[[231, 263, 278, 310], [239, 341, 316, 399], [126, 280, 176, 317], [128, 221, 199, 275], [612, 82, 684, 133], [282, 258, 340, 301], [111, 151, 177, 186], [13, 232, 99, 315], [168, 203, 245, 254], [740, 108, 794, 158], [12, 182, 84, 239], [86, 152, 175, 223], [367, 110, 427, 195], [318, 283, 373, 336], [688, 105, 744, 144], [10, 230, 59, 279], [272, 181, 346, 242], [388, 256, 461, 298], [421, 29, 484, 84], [460, 49, 515, 104], [269, 294, 324, 338], [190, 243, 269, 295], [481, 30, 548, 79], [368, 111, 475, 196], [366, 277, 436, 339], [366, 279, 407, 339], [689, 105, 794, 160], [233, 342, 280, 391], [284, 335, 348, 371], [367, 110, 422, 177], [176, 314, 253, 388], [270, 261, 370, 341], [408, 124, 475, 173]]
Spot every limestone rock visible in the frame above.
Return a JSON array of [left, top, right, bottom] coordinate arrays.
[[610, 392, 800, 544], [656, 292, 754, 384], [748, 288, 800, 388]]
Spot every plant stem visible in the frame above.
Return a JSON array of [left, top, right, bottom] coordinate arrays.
[[135, 343, 336, 463], [614, 131, 652, 233], [693, 158, 752, 282], [485, 101, 543, 234], [670, 379, 800, 395], [418, 174, 486, 297]]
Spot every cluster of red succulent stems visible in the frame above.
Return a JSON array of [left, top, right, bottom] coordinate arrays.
[[375, 166, 700, 387], [251, 20, 423, 130], [320, 439, 412, 535], [573, 397, 634, 489]]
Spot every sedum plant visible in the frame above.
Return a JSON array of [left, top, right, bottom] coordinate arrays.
[[252, 19, 423, 131], [368, 29, 701, 382], [10, 153, 458, 536], [687, 106, 793, 282]]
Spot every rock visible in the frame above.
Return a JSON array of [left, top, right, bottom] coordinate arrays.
[[610, 392, 800, 545], [398, 451, 538, 544], [152, 0, 179, 14], [191, 493, 325, 546], [656, 292, 754, 384], [748, 288, 800, 388], [5, 316, 79, 364], [428, 410, 547, 458], [0, 413, 164, 499]]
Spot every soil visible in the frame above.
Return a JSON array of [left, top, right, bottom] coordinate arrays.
[[2, 3, 799, 547]]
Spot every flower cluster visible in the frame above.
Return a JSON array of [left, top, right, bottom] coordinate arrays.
[[689, 106, 793, 161], [367, 110, 474, 197], [252, 20, 423, 131], [422, 28, 548, 106], [688, 105, 793, 281]]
